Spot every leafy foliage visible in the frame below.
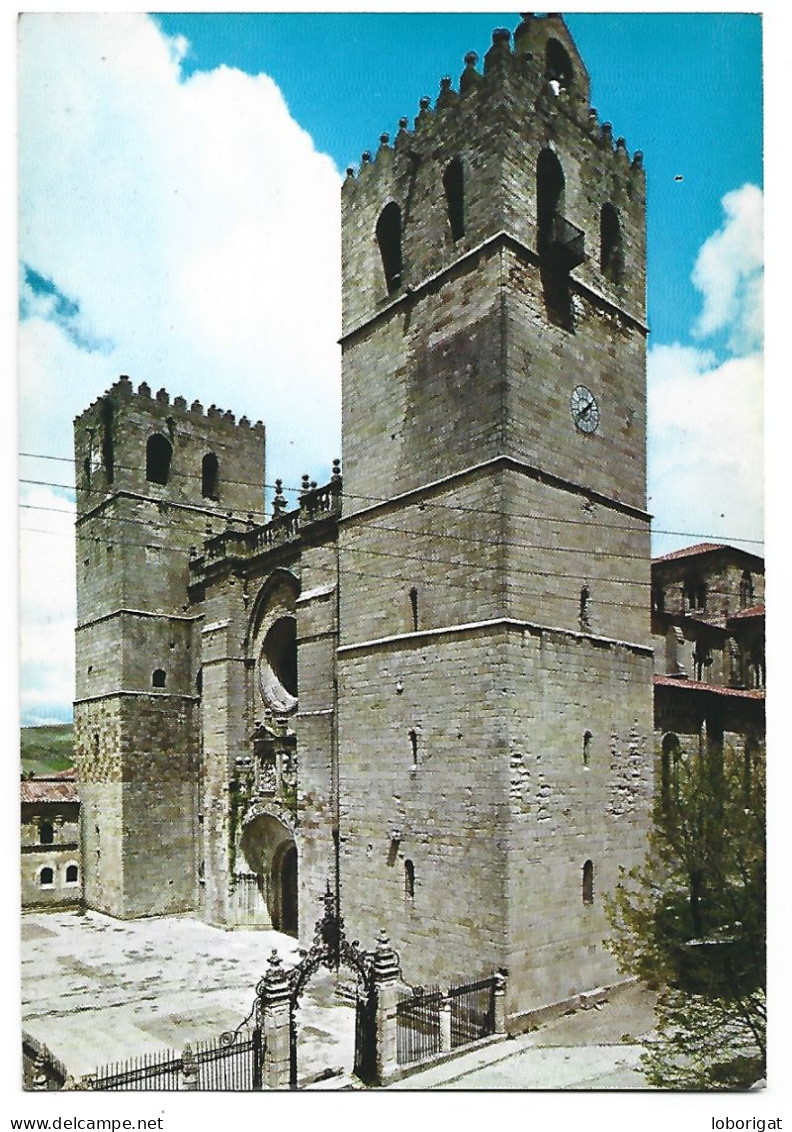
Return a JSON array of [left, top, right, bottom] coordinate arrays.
[[604, 735, 765, 1088]]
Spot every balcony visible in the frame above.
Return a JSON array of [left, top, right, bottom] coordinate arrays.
[[541, 212, 586, 271]]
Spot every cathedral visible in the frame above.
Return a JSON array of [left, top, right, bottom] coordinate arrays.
[[73, 14, 656, 1031]]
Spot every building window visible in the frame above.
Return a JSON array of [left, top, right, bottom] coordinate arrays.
[[39, 867, 54, 888], [152, 669, 166, 688], [579, 586, 590, 629], [65, 863, 79, 885], [39, 822, 54, 845], [404, 859, 415, 900], [536, 148, 565, 255], [409, 729, 418, 770], [443, 157, 465, 241], [651, 585, 665, 614], [146, 434, 173, 485], [583, 730, 592, 767], [692, 639, 712, 682], [684, 578, 707, 612], [201, 452, 220, 499], [582, 859, 594, 905], [661, 732, 682, 811], [740, 571, 753, 608], [409, 587, 419, 632], [545, 37, 574, 94], [600, 203, 622, 283], [376, 202, 403, 293]]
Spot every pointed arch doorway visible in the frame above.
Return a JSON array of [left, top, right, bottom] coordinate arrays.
[[240, 813, 298, 936]]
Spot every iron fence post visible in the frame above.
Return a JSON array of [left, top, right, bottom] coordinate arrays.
[[439, 993, 452, 1053], [493, 969, 508, 1035], [181, 1044, 199, 1090]]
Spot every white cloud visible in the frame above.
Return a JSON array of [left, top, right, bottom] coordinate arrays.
[[648, 344, 763, 557], [18, 13, 343, 721], [18, 13, 342, 482], [18, 485, 76, 724], [649, 185, 764, 558], [691, 183, 763, 354]]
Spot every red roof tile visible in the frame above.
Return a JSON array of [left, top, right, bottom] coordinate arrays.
[[653, 542, 727, 563], [728, 603, 765, 621], [20, 774, 79, 804], [653, 675, 764, 700]]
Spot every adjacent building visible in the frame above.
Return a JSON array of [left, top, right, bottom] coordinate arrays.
[[21, 771, 82, 909]]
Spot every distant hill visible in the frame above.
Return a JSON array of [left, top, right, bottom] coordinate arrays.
[[20, 724, 74, 777]]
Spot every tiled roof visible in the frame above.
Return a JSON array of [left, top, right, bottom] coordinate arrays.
[[653, 675, 764, 700], [20, 772, 79, 805], [728, 603, 765, 622], [652, 542, 727, 563]]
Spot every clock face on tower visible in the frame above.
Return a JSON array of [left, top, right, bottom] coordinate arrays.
[[570, 385, 600, 434]]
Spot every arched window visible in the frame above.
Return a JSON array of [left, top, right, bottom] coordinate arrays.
[[152, 669, 166, 688], [661, 732, 682, 811], [582, 859, 594, 905], [740, 571, 753, 608], [65, 863, 79, 884], [376, 202, 403, 293], [536, 149, 565, 255], [146, 434, 172, 485], [404, 859, 415, 900], [600, 203, 622, 283], [39, 867, 54, 887], [39, 822, 54, 845], [201, 452, 219, 500], [443, 157, 465, 242], [545, 38, 574, 93]]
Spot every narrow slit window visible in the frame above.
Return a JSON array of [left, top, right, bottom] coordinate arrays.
[[579, 586, 590, 628], [583, 730, 592, 767], [409, 728, 418, 769], [582, 859, 594, 905], [409, 587, 419, 632], [600, 203, 623, 283], [443, 157, 465, 241], [404, 858, 415, 900]]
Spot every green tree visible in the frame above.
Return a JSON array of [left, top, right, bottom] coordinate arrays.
[[604, 734, 765, 1088]]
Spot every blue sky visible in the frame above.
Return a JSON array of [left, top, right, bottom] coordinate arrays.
[[18, 12, 764, 724], [152, 11, 762, 350]]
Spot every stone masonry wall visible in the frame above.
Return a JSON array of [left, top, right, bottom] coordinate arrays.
[[503, 628, 654, 1021], [337, 624, 511, 986]]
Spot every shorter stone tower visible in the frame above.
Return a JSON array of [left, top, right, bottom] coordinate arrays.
[[73, 376, 265, 917]]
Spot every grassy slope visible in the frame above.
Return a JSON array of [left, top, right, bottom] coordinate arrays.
[[20, 724, 74, 777]]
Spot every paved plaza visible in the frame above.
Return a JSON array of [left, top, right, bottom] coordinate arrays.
[[21, 909, 657, 1090], [21, 909, 356, 1084]]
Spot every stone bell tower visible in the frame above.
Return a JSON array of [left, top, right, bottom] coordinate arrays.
[[336, 14, 654, 1026], [73, 376, 265, 918]]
